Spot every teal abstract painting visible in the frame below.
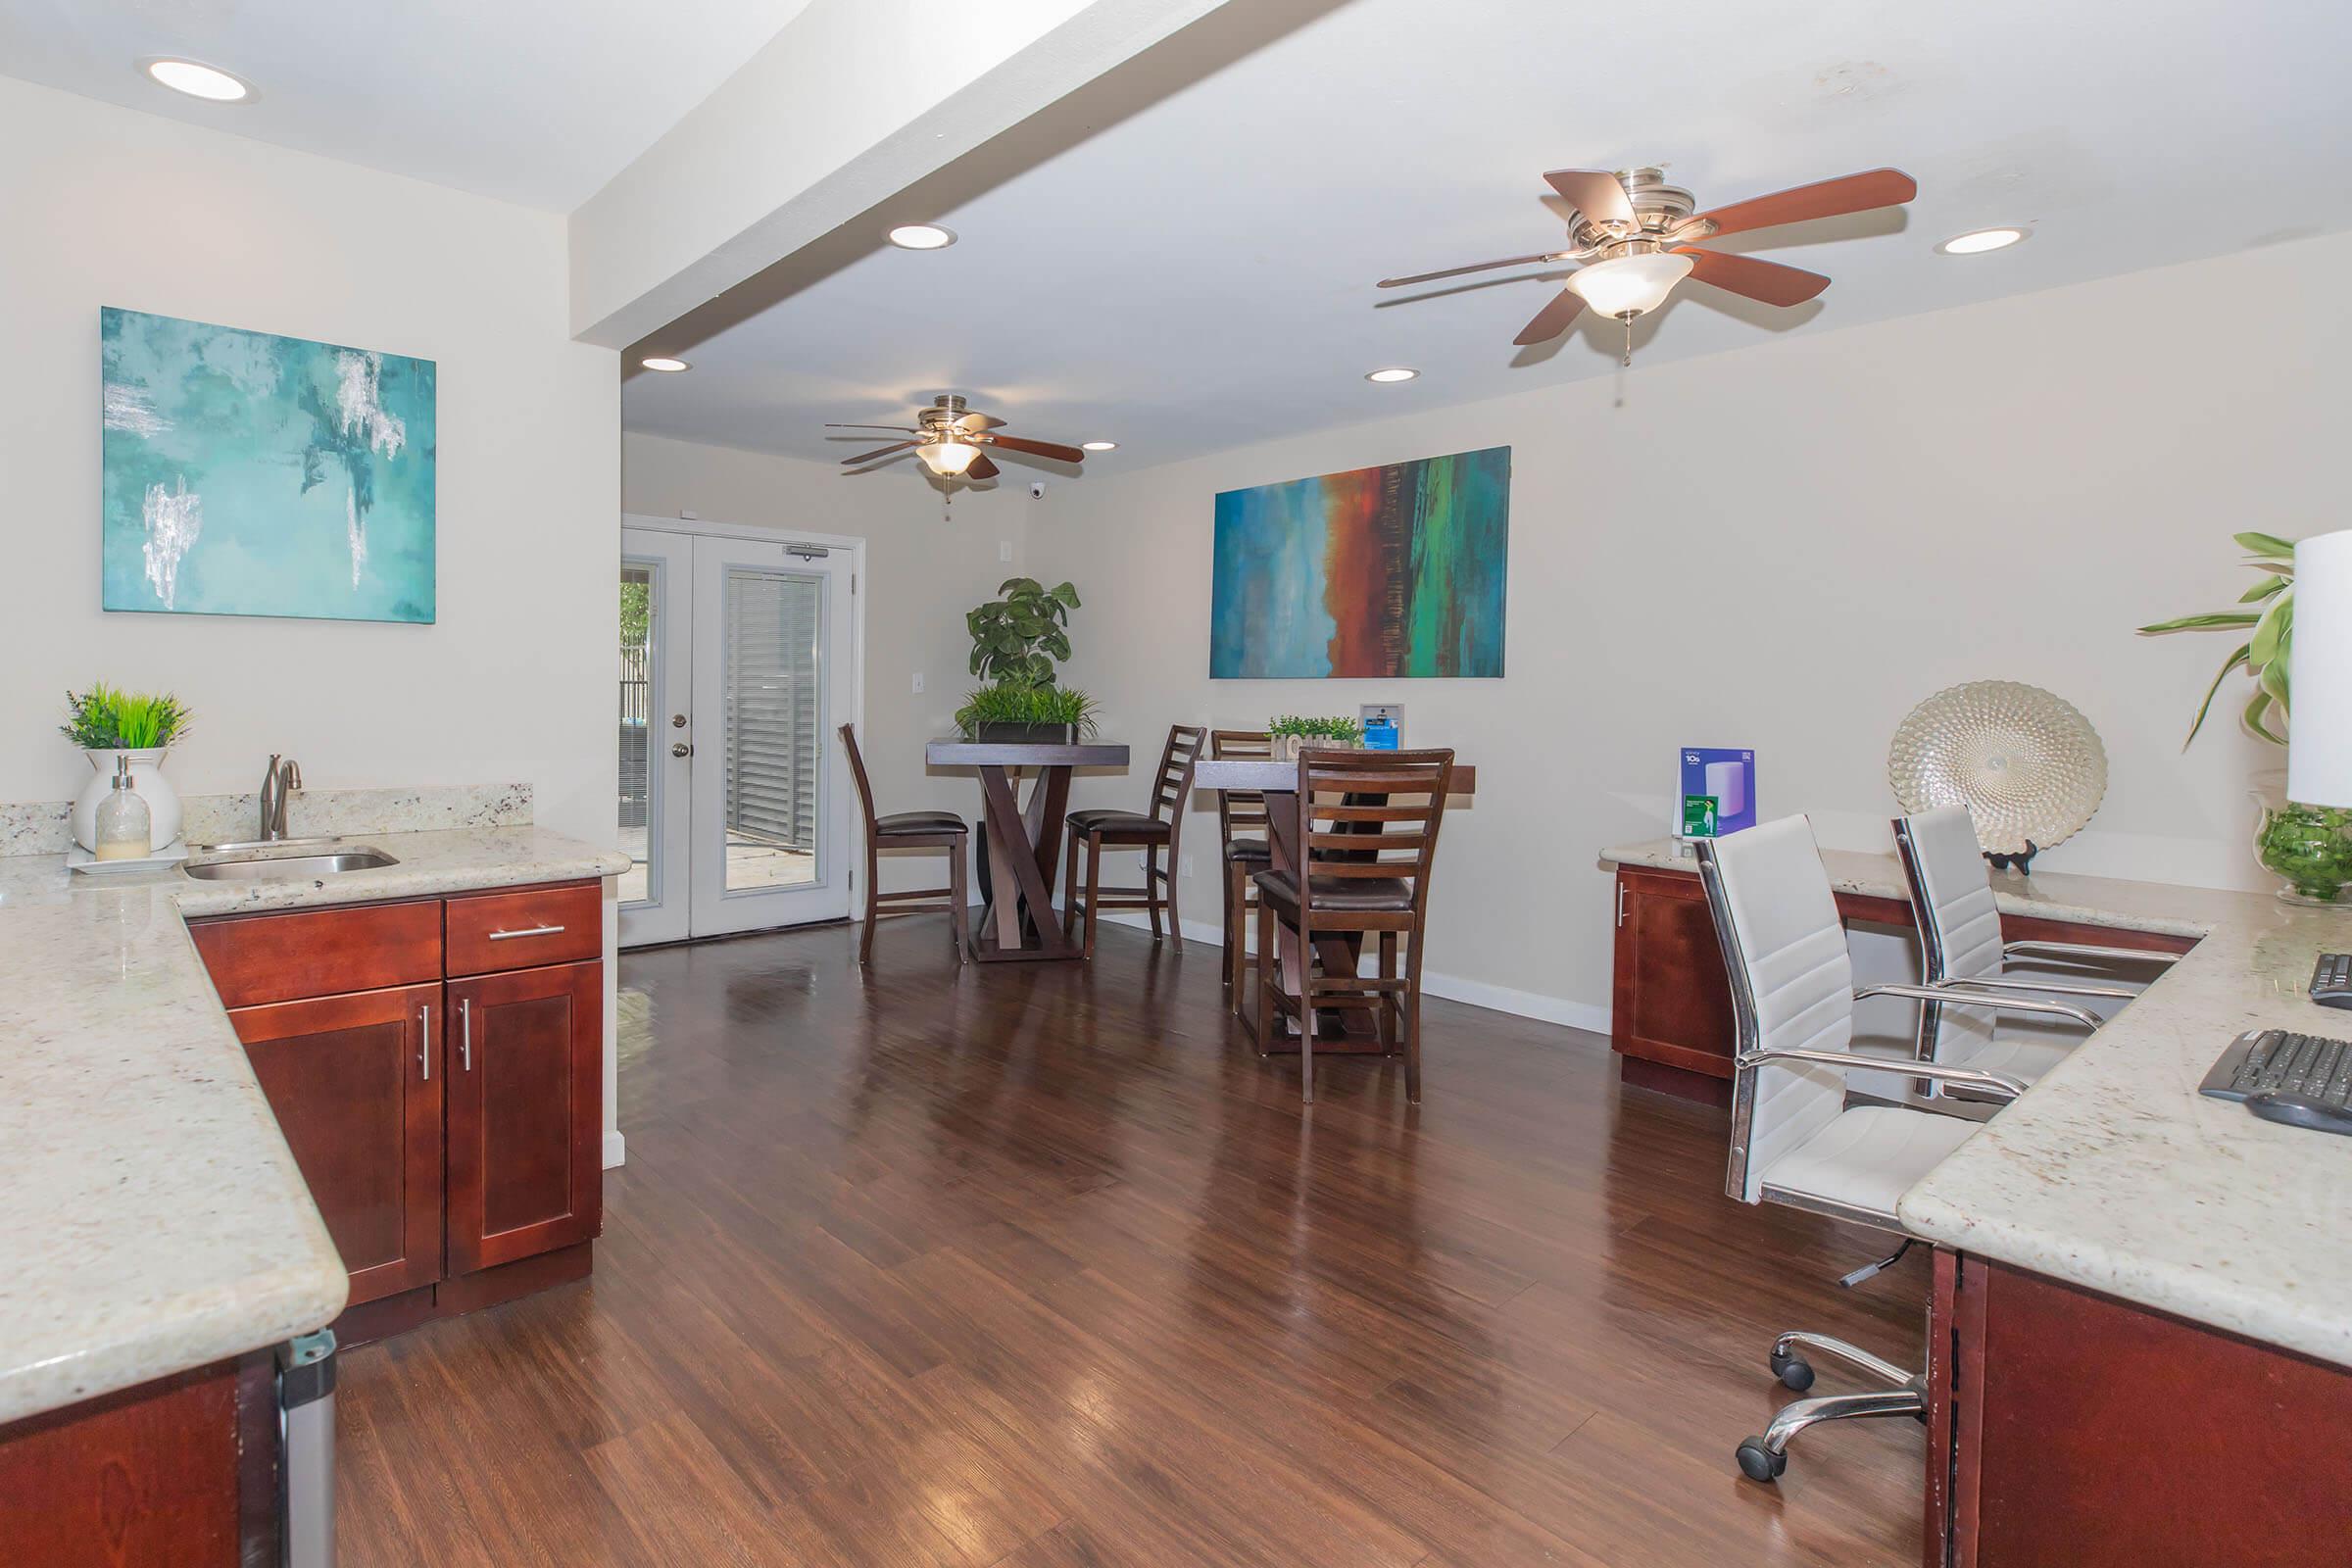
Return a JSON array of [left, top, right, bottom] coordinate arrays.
[[1210, 446, 1508, 678], [101, 308, 436, 622]]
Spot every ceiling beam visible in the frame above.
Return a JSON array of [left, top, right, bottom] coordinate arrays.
[[568, 0, 1239, 349]]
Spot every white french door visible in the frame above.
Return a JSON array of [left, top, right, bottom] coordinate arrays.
[[617, 523, 857, 946]]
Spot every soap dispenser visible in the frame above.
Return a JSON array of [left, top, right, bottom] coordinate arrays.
[[93, 755, 152, 861]]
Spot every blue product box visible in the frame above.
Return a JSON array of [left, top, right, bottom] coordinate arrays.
[[1678, 748, 1756, 839]]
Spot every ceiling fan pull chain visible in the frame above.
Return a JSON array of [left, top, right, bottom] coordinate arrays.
[[1623, 315, 1633, 369]]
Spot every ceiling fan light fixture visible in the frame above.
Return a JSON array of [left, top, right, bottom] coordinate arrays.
[[1937, 226, 2030, 255], [917, 439, 979, 476], [1564, 252, 1694, 319]]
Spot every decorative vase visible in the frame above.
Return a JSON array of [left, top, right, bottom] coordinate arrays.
[[2249, 768, 2352, 905], [73, 747, 180, 853]]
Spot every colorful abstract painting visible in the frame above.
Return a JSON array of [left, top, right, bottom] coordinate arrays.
[[1210, 446, 1508, 678], [101, 308, 436, 622]]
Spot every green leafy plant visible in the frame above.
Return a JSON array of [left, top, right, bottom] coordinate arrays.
[[955, 684, 1099, 738], [60, 684, 192, 750], [966, 578, 1080, 688], [2138, 530, 2298, 746], [1268, 714, 1363, 743]]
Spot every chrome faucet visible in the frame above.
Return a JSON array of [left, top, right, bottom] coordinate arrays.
[[259, 755, 303, 841]]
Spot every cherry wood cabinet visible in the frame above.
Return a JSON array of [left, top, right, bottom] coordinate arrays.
[[1928, 1251, 2352, 1566], [190, 882, 603, 1345], [0, 1353, 276, 1568], [446, 961, 603, 1274], [228, 982, 445, 1305]]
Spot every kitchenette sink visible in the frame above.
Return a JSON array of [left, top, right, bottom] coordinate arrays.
[[184, 845, 400, 881]]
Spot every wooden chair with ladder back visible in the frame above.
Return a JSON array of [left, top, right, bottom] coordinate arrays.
[[1254, 747, 1454, 1103], [1211, 729, 1274, 1010], [840, 723, 970, 965], [1062, 723, 1205, 957]]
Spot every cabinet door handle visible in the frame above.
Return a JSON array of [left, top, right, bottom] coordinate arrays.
[[418, 1004, 431, 1080], [487, 924, 564, 941], [460, 997, 473, 1072], [1616, 885, 1629, 928]]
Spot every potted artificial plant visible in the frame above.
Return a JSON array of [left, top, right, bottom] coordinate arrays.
[[2139, 529, 2352, 903], [1268, 714, 1364, 762], [959, 577, 1097, 742], [61, 684, 191, 852]]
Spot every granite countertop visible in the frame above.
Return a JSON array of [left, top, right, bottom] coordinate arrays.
[[1601, 836, 2352, 1368], [0, 825, 629, 1427]]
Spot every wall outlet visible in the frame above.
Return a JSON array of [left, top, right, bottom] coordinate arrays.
[[1179, 854, 1195, 880], [999, 541, 1013, 564], [910, 672, 924, 695]]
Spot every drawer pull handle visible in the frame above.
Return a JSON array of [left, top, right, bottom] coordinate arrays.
[[487, 924, 565, 941], [418, 1004, 430, 1081]]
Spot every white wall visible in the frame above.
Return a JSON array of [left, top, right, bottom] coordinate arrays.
[[620, 431, 1029, 890], [0, 75, 619, 843], [1027, 234, 2350, 1026]]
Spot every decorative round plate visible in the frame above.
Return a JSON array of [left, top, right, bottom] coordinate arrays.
[[1887, 681, 2107, 855]]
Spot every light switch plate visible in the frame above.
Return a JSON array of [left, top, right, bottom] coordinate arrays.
[[999, 541, 1013, 564], [911, 672, 924, 694]]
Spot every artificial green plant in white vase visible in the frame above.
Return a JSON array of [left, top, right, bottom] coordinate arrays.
[[61, 685, 190, 853], [2138, 530, 2352, 903]]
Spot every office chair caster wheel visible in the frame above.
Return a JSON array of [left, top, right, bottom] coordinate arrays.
[[1736, 1438, 1787, 1483], [1770, 1350, 1815, 1392]]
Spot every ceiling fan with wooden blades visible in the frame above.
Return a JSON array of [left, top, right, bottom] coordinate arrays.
[[826, 395, 1086, 483], [1378, 165, 1916, 363]]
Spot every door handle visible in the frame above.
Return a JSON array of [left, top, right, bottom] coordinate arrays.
[[671, 741, 693, 758], [460, 997, 472, 1072], [671, 713, 688, 729], [418, 1003, 431, 1080], [1616, 885, 1628, 928]]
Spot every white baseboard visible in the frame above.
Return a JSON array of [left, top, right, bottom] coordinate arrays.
[[1090, 909, 1612, 1037]]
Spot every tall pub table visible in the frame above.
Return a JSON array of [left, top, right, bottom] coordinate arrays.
[[1193, 756, 1476, 1050], [927, 738, 1131, 960]]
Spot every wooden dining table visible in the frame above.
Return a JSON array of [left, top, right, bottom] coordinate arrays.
[[926, 738, 1130, 961], [1192, 756, 1476, 1052]]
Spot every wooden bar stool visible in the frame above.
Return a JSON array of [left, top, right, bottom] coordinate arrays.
[[840, 723, 970, 965], [1062, 723, 1205, 957], [1211, 729, 1273, 1010], [1253, 748, 1454, 1103]]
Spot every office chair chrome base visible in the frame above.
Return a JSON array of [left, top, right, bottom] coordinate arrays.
[[1738, 1332, 1927, 1484]]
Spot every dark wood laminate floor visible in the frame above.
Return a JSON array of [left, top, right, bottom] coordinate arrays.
[[337, 917, 1925, 1567]]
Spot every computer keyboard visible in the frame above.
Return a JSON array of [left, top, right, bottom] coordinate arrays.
[[2201, 1030, 2352, 1137]]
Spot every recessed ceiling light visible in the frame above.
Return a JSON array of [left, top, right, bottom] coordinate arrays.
[[1080, 441, 1118, 452], [143, 58, 252, 102], [1365, 368, 1419, 384], [639, 357, 691, 373], [1937, 226, 2030, 256], [887, 224, 957, 251]]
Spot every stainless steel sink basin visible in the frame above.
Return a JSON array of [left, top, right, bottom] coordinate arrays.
[[184, 846, 399, 881]]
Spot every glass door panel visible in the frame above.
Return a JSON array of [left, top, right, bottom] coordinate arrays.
[[618, 528, 691, 947]]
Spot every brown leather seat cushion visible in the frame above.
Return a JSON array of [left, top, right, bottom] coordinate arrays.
[[1224, 836, 1271, 862], [874, 809, 966, 837], [1251, 869, 1414, 914], [1067, 808, 1168, 840]]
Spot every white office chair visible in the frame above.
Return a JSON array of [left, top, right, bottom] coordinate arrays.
[[1696, 815, 2032, 1485], [1891, 805, 2165, 1092]]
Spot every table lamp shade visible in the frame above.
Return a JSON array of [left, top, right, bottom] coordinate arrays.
[[2288, 529, 2352, 809]]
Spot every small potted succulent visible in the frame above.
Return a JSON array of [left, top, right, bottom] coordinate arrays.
[[1268, 714, 1364, 762], [955, 684, 1100, 744], [61, 684, 191, 852], [2139, 530, 2352, 903]]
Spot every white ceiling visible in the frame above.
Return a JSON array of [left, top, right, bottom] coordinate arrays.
[[0, 0, 815, 210], [621, 0, 2352, 471]]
